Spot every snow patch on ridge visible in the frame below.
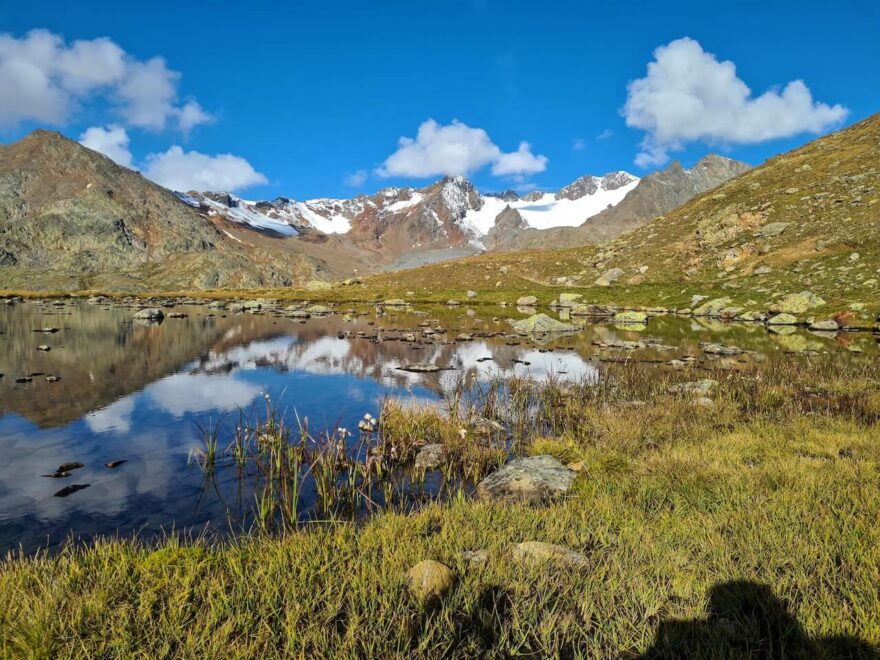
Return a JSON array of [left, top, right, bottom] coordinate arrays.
[[462, 174, 639, 235]]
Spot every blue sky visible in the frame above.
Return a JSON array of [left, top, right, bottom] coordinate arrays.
[[1, 0, 877, 199]]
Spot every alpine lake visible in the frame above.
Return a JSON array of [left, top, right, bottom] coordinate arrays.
[[0, 296, 875, 554]]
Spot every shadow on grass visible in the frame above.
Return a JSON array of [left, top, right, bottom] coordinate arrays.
[[639, 580, 878, 659]]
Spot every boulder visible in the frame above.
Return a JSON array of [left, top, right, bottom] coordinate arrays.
[[407, 560, 455, 605], [809, 319, 839, 332], [570, 304, 615, 317], [516, 295, 538, 306], [476, 455, 576, 504], [414, 444, 446, 470], [595, 268, 624, 287], [305, 305, 333, 316], [767, 313, 798, 326], [511, 314, 574, 335], [770, 291, 825, 315], [693, 297, 732, 317], [133, 308, 164, 321], [752, 222, 789, 238]]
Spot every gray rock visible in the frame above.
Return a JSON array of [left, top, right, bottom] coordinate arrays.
[[132, 308, 164, 321], [511, 314, 574, 335], [516, 295, 538, 306], [414, 444, 446, 470], [595, 268, 624, 286], [753, 222, 789, 238], [476, 455, 576, 504]]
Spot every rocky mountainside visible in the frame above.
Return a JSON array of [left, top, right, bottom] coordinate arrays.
[[0, 131, 324, 291], [491, 155, 750, 251], [357, 113, 879, 315], [0, 129, 752, 292], [186, 172, 644, 254]]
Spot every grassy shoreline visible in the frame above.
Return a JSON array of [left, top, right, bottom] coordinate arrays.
[[2, 360, 880, 656]]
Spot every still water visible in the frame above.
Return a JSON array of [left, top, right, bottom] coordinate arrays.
[[0, 299, 874, 553]]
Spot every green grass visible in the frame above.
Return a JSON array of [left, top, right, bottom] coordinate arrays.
[[2, 360, 880, 657]]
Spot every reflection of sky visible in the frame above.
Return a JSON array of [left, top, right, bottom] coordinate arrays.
[[0, 324, 601, 553]]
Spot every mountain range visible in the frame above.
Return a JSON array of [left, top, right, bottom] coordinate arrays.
[[356, 112, 880, 314], [0, 129, 748, 291]]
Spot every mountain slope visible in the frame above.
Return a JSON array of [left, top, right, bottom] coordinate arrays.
[[187, 172, 643, 253], [491, 155, 750, 251], [347, 113, 879, 313], [0, 131, 327, 291]]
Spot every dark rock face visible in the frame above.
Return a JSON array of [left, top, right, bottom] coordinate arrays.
[[485, 205, 528, 250], [485, 190, 521, 202]]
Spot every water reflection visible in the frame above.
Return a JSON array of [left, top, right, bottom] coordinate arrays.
[[0, 299, 875, 553]]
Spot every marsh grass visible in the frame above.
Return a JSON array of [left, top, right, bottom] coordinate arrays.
[[3, 357, 880, 657]]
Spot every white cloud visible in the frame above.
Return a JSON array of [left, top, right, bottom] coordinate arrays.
[[143, 145, 267, 192], [79, 124, 133, 168], [624, 37, 848, 167], [344, 169, 368, 187], [572, 137, 586, 151], [596, 129, 613, 140], [491, 141, 547, 176], [0, 29, 212, 131], [377, 119, 548, 179], [176, 100, 213, 134]]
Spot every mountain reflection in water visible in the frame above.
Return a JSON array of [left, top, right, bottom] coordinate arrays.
[[0, 301, 599, 553]]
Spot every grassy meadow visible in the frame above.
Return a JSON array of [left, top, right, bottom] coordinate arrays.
[[2, 358, 879, 657]]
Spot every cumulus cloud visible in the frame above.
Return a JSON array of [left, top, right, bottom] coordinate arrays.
[[143, 146, 267, 192], [377, 119, 548, 179], [491, 141, 547, 176], [624, 37, 848, 167], [344, 169, 368, 187], [0, 29, 212, 131], [79, 124, 133, 168]]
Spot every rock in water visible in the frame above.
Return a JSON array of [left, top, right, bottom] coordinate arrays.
[[613, 311, 648, 325], [414, 444, 446, 470], [516, 295, 538, 306], [398, 363, 441, 373], [767, 313, 798, 326], [510, 542, 589, 567], [511, 314, 574, 335], [476, 455, 576, 504], [54, 484, 90, 497], [133, 308, 164, 321], [406, 560, 455, 605]]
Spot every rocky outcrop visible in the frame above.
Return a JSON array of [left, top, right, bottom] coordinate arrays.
[[485, 205, 528, 250]]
